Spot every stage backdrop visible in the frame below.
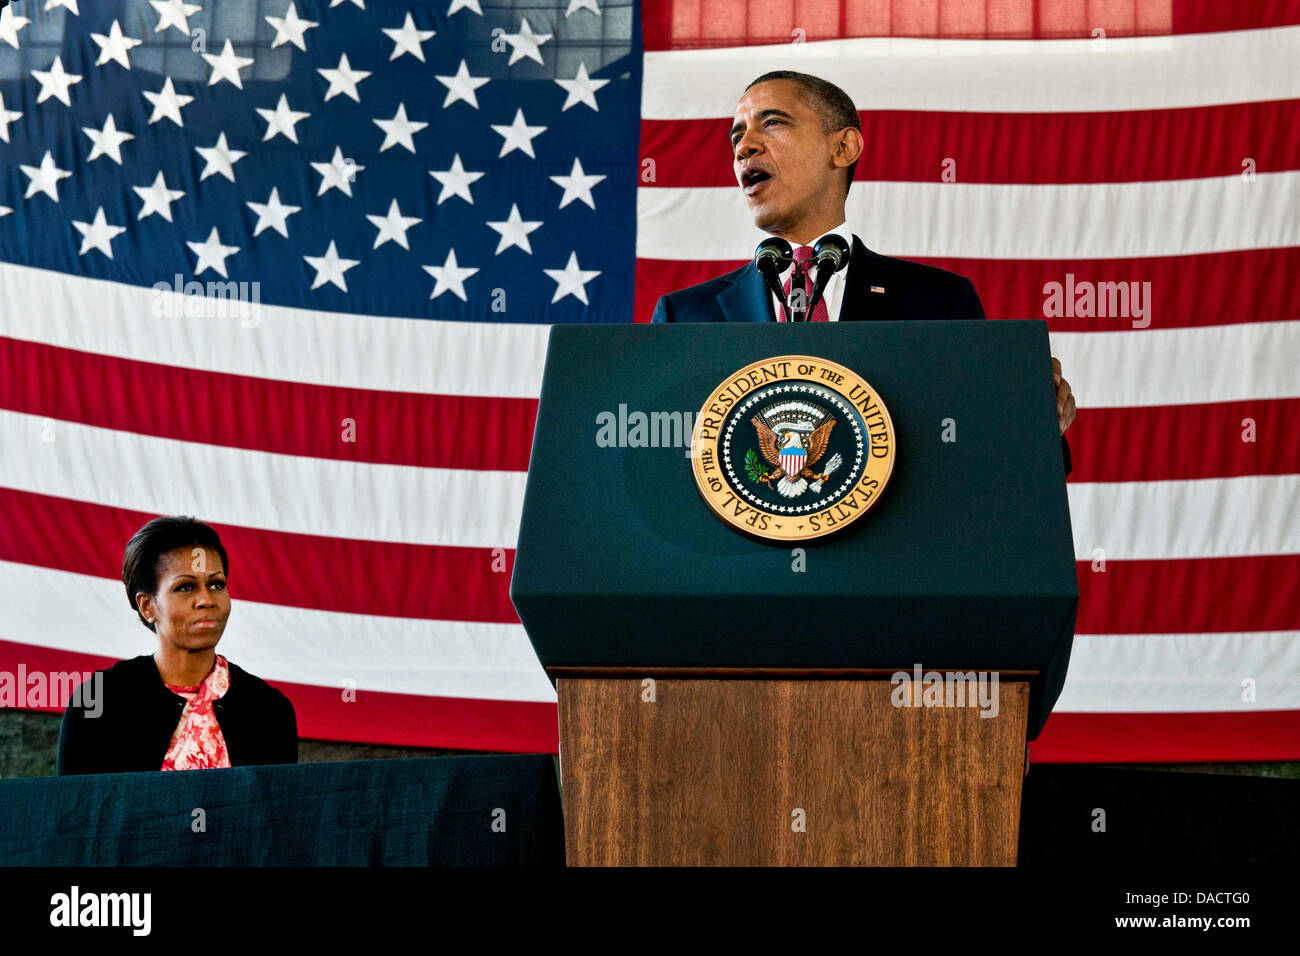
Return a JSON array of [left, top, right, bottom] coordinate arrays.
[[0, 0, 1296, 762]]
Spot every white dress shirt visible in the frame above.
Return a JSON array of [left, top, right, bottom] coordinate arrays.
[[767, 222, 855, 322]]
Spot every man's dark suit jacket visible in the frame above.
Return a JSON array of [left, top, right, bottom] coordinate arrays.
[[57, 654, 298, 775], [650, 235, 1071, 474]]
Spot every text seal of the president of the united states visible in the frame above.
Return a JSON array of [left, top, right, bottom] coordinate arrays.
[[690, 355, 896, 542]]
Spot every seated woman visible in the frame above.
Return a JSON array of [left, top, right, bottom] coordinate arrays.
[[58, 515, 298, 774]]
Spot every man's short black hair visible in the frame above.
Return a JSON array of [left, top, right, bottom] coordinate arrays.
[[744, 70, 860, 197], [122, 516, 229, 632]]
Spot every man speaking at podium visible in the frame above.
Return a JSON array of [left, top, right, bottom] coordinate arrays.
[[650, 70, 1076, 464]]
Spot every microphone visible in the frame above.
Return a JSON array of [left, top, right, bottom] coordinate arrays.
[[754, 238, 794, 322], [807, 234, 850, 318]]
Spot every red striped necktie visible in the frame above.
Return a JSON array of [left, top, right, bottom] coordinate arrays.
[[778, 244, 830, 322]]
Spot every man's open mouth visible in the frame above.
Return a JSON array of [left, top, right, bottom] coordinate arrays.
[[742, 168, 772, 195]]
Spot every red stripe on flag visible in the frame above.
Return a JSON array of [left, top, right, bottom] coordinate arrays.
[[634, 248, 1300, 328], [1032, 709, 1300, 762], [642, 100, 1300, 187], [642, 0, 1300, 49], [37, 331, 1298, 494], [258, 678, 555, 752], [9, 641, 1297, 760], [1076, 554, 1300, 634], [0, 641, 557, 751], [0, 337, 537, 472], [1173, 0, 1300, 35], [5, 490, 1299, 634], [0, 489, 521, 624], [1066, 400, 1300, 482]]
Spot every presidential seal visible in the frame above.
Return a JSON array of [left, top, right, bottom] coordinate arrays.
[[690, 356, 896, 542]]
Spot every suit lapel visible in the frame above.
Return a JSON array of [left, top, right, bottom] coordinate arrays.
[[718, 263, 775, 322], [840, 236, 887, 322]]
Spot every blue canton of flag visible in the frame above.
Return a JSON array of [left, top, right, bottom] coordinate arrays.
[[0, 0, 641, 323]]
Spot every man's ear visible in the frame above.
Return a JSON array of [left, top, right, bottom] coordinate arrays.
[[833, 127, 863, 169]]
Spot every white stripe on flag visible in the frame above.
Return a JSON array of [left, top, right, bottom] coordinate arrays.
[[1068, 474, 1300, 560], [0, 261, 550, 399], [6, 409, 1300, 563], [636, 173, 1300, 261], [12, 266, 1296, 412], [1056, 631, 1300, 712], [643, 26, 1300, 117], [10, 561, 1295, 715], [1049, 321, 1300, 408], [0, 560, 553, 702], [0, 409, 527, 549]]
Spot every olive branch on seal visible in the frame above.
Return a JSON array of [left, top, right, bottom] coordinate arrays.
[[744, 448, 771, 484]]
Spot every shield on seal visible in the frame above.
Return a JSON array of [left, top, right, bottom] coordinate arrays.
[[780, 447, 806, 477]]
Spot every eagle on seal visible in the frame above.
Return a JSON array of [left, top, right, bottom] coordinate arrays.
[[751, 416, 842, 498]]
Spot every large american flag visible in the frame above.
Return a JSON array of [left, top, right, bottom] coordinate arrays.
[[1, 0, 1296, 761]]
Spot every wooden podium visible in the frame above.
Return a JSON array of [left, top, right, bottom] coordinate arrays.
[[511, 323, 1077, 867], [557, 676, 1029, 866]]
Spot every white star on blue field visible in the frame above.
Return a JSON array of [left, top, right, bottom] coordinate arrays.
[[0, 0, 639, 323]]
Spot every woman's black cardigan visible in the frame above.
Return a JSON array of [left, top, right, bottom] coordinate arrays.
[[57, 654, 299, 775]]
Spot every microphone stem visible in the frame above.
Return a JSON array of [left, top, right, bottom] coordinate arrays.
[[807, 258, 835, 317], [757, 257, 794, 322], [791, 260, 807, 322]]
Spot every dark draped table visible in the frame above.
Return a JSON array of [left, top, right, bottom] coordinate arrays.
[[0, 755, 564, 866], [2, 756, 1291, 867]]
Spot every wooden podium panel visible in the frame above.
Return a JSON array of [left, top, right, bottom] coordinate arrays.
[[558, 678, 1029, 866]]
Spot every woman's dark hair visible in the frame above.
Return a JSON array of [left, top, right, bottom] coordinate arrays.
[[122, 516, 229, 632], [744, 70, 861, 197]]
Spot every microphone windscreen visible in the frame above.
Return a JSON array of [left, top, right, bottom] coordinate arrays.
[[754, 237, 793, 269], [812, 234, 850, 272]]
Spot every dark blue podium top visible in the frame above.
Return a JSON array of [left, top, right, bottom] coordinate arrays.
[[511, 321, 1078, 737]]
